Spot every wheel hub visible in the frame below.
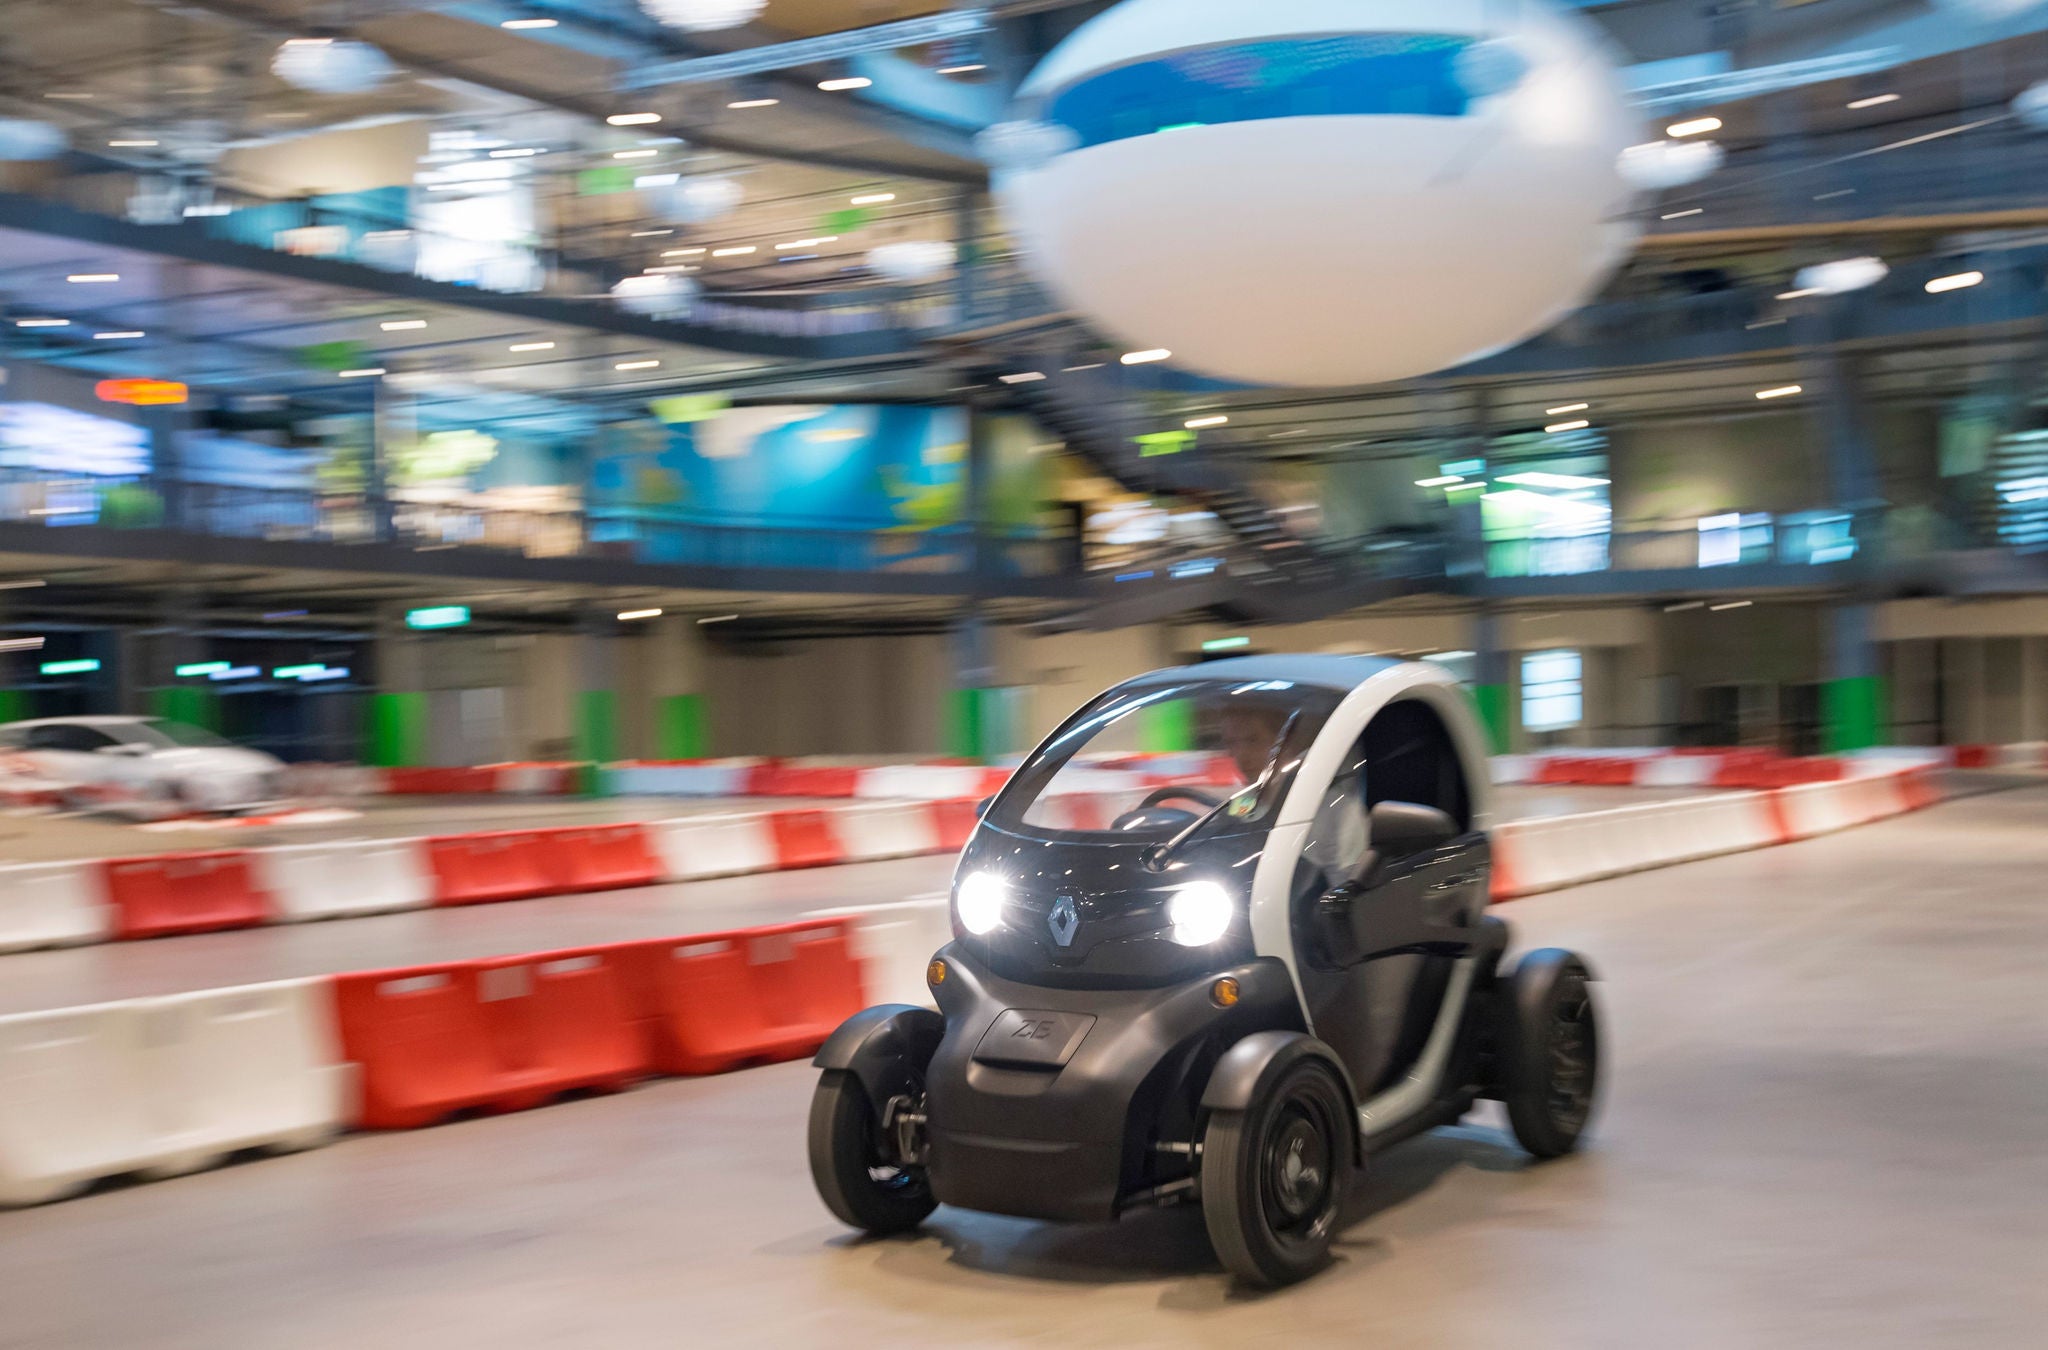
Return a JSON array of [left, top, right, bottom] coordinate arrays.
[[1264, 1111, 1329, 1222]]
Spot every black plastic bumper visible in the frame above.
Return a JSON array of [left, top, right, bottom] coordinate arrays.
[[922, 945, 1302, 1223]]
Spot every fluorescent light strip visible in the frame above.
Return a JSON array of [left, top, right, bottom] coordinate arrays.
[[1184, 415, 1229, 429], [938, 64, 986, 74], [728, 98, 779, 109], [1544, 419, 1591, 434], [1667, 116, 1722, 137], [1926, 271, 1984, 294], [998, 371, 1045, 384], [14, 318, 67, 327], [107, 139, 158, 148], [617, 608, 663, 621], [607, 112, 661, 126], [775, 237, 839, 250], [489, 147, 541, 158], [1121, 349, 1171, 365], [501, 17, 557, 28], [615, 359, 660, 371], [820, 77, 874, 91], [1847, 94, 1899, 110], [630, 229, 674, 237], [1710, 601, 1754, 611], [1755, 385, 1803, 400], [66, 273, 118, 283], [698, 614, 739, 625], [1416, 476, 1465, 488], [711, 246, 756, 257], [380, 319, 427, 331], [850, 192, 895, 205], [509, 341, 555, 352], [338, 368, 386, 378], [93, 331, 144, 339], [1661, 208, 1703, 220], [613, 149, 659, 159], [662, 247, 706, 258], [1544, 403, 1589, 416]]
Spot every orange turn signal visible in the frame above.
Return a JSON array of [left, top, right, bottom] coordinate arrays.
[[927, 959, 948, 987], [1211, 976, 1241, 1008]]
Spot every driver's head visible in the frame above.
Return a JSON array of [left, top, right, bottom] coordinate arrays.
[[1218, 703, 1289, 783]]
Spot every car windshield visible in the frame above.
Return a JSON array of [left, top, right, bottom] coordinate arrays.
[[121, 719, 230, 749], [990, 679, 1343, 838]]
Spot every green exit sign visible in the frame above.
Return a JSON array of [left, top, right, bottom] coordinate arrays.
[[406, 605, 471, 631], [40, 658, 100, 675]]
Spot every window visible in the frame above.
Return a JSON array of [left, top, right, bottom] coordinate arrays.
[[26, 724, 115, 753], [1522, 650, 1584, 732]]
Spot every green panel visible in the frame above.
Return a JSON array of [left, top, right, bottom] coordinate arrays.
[[149, 686, 219, 732], [1822, 675, 1889, 754], [575, 689, 619, 795], [0, 688, 31, 724], [365, 692, 428, 768], [1139, 699, 1196, 753], [1472, 683, 1511, 756], [656, 693, 708, 760], [946, 687, 983, 760], [946, 687, 1023, 761]]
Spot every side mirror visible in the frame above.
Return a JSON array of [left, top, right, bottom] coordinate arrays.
[[975, 795, 995, 819], [1368, 800, 1458, 860]]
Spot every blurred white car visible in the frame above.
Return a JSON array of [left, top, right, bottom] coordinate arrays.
[[0, 716, 288, 814]]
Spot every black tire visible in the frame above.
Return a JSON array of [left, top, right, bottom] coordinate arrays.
[[1200, 1058, 1352, 1288], [1500, 951, 1601, 1159], [806, 1070, 935, 1236]]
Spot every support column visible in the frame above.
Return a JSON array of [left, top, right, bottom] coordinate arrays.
[[1822, 604, 1888, 752], [647, 614, 710, 759], [365, 609, 428, 767], [1472, 607, 1512, 754], [574, 615, 618, 794], [947, 611, 1020, 760]]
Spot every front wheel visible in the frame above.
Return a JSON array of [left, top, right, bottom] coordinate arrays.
[[806, 1071, 935, 1236], [1499, 950, 1601, 1159], [1200, 1059, 1352, 1288]]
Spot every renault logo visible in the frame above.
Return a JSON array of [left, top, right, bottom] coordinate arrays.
[[1048, 895, 1079, 948]]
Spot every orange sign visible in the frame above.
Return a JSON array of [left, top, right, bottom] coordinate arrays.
[[96, 378, 188, 406]]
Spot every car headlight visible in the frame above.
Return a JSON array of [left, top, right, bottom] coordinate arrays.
[[955, 870, 1007, 936], [1167, 880, 1235, 947]]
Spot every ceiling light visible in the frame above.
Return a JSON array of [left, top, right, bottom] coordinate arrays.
[[662, 247, 707, 257], [1544, 419, 1592, 434], [711, 246, 756, 257], [338, 368, 386, 378], [1122, 349, 1172, 365], [1926, 271, 1984, 293], [775, 237, 839, 249], [608, 112, 662, 126], [1499, 471, 1611, 489], [379, 319, 427, 331], [66, 273, 118, 283], [1664, 601, 1705, 612], [938, 64, 986, 75], [1661, 208, 1703, 220], [14, 318, 67, 327], [1710, 601, 1754, 611], [698, 614, 740, 624], [1848, 94, 1899, 110], [1185, 414, 1229, 429], [182, 204, 232, 217], [1775, 287, 1822, 300], [1545, 402, 1589, 416], [1063, 363, 1105, 372], [727, 98, 779, 109], [501, 17, 558, 28], [850, 192, 895, 205], [821, 77, 874, 92], [615, 359, 660, 371], [998, 371, 1045, 384], [509, 341, 555, 352], [107, 139, 159, 148], [630, 228, 674, 237], [618, 608, 663, 621], [93, 331, 143, 339], [1667, 117, 1722, 138], [1416, 476, 1465, 488], [489, 147, 541, 158], [613, 148, 659, 159], [1755, 384, 1803, 400], [646, 264, 697, 273]]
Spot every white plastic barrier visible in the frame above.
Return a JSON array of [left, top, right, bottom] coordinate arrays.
[[0, 861, 111, 953], [1776, 775, 1907, 840], [140, 980, 348, 1174], [0, 979, 346, 1208], [654, 813, 779, 881], [831, 801, 942, 862], [854, 765, 991, 801], [1635, 756, 1722, 788], [1995, 743, 2048, 771], [608, 763, 753, 797], [495, 764, 569, 795], [255, 840, 434, 923], [1491, 755, 1537, 786], [806, 899, 954, 1008], [1494, 791, 1781, 898]]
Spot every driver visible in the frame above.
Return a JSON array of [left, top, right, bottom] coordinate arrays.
[[1218, 703, 1289, 784], [1217, 700, 1366, 885]]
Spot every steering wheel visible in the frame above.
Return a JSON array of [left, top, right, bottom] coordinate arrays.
[[1137, 785, 1225, 812]]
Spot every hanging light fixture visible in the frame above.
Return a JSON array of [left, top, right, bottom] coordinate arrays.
[[866, 240, 958, 282], [272, 38, 394, 95], [638, 0, 767, 32], [2015, 80, 2048, 132], [0, 117, 66, 160]]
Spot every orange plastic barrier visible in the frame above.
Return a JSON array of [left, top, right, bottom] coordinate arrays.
[[332, 966, 520, 1129], [424, 832, 552, 906], [767, 810, 844, 870], [536, 824, 662, 894], [473, 951, 653, 1111], [1952, 745, 1994, 769], [929, 798, 982, 852], [102, 851, 272, 940], [741, 760, 790, 796], [383, 767, 500, 795], [614, 920, 867, 1076]]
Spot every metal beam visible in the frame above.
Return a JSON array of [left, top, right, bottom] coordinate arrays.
[[620, 9, 990, 88]]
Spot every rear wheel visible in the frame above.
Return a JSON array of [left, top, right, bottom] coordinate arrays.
[[806, 1070, 935, 1235], [1500, 951, 1601, 1159], [1200, 1059, 1351, 1288]]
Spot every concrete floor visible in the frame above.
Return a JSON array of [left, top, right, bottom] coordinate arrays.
[[2, 786, 2044, 1348]]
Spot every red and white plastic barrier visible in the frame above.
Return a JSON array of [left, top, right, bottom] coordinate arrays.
[[1, 919, 867, 1207], [0, 861, 113, 952]]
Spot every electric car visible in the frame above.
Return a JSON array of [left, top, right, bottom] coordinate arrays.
[[808, 655, 1601, 1287]]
